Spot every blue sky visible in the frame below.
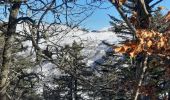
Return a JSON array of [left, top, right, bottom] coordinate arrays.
[[82, 0, 170, 30]]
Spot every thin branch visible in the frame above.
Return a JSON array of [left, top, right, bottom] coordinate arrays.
[[114, 6, 136, 37], [151, 0, 163, 8], [36, 0, 55, 44]]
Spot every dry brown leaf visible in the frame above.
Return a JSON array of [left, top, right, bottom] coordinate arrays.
[[160, 37, 166, 48], [128, 44, 142, 57], [139, 38, 145, 44], [147, 40, 153, 48], [136, 29, 157, 38], [114, 46, 125, 53], [114, 28, 170, 57], [129, 51, 135, 57], [112, 0, 126, 6], [122, 45, 130, 51]]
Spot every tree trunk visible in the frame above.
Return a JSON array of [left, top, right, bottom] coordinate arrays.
[[0, 3, 21, 100], [134, 56, 148, 100], [136, 0, 151, 29]]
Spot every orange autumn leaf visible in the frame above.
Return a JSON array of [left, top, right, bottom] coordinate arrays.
[[129, 51, 136, 57], [114, 44, 133, 54], [139, 38, 145, 44], [147, 40, 153, 48], [113, 28, 170, 57], [136, 29, 157, 38], [129, 44, 143, 57], [129, 48, 138, 57], [136, 29, 148, 38], [119, 0, 126, 5], [114, 46, 126, 53], [157, 37, 167, 49], [112, 0, 126, 6], [122, 45, 131, 51]]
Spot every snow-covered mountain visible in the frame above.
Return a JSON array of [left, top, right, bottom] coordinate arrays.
[[16, 24, 124, 65], [16, 24, 131, 96], [17, 24, 128, 70], [54, 28, 122, 65]]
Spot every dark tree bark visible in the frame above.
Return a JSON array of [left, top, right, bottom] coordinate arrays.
[[0, 2, 21, 100], [135, 0, 151, 29]]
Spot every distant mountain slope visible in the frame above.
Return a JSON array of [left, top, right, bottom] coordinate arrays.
[[16, 24, 123, 65], [16, 24, 131, 95]]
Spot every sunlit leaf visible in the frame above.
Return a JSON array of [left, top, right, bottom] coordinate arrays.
[[114, 46, 125, 53], [112, 0, 126, 6], [113, 17, 170, 58], [147, 40, 152, 48]]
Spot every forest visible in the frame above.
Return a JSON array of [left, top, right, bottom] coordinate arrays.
[[0, 0, 170, 100]]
